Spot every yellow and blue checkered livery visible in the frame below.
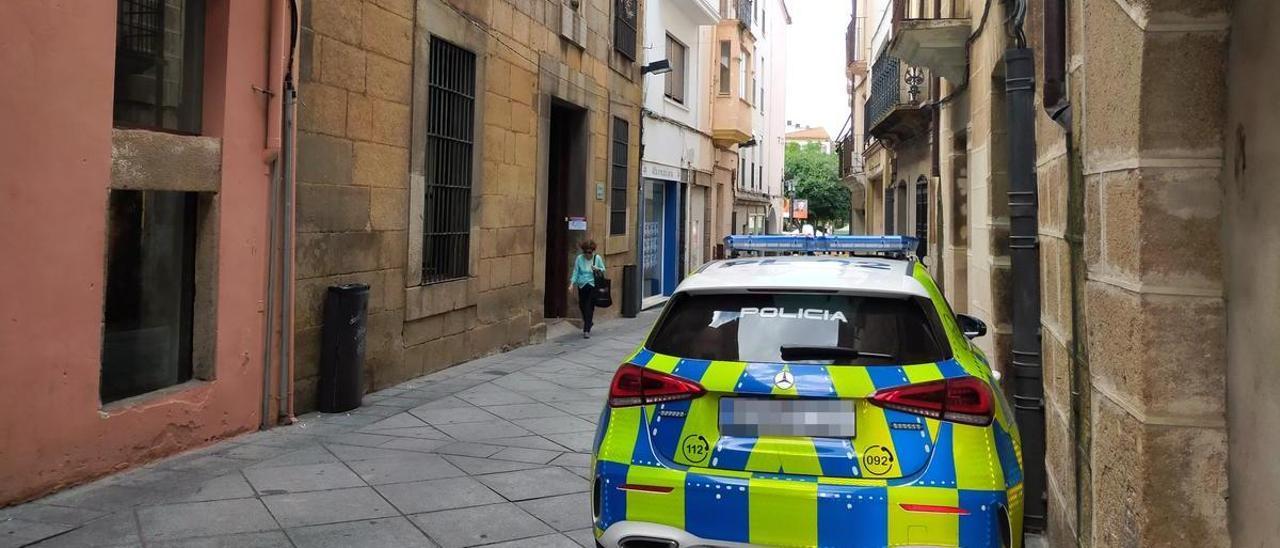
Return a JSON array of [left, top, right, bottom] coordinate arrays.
[[590, 259, 1024, 548]]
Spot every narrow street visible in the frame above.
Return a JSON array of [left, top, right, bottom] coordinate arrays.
[[1, 314, 655, 548]]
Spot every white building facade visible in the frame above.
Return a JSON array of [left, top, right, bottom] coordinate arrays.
[[639, 0, 719, 306], [731, 0, 789, 236]]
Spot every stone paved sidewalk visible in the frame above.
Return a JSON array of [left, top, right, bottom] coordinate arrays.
[[1, 313, 657, 548]]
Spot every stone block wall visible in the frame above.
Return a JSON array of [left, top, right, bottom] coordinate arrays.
[[295, 0, 416, 411], [954, 0, 1014, 374], [1029, 0, 1233, 545], [1077, 0, 1230, 544], [929, 0, 1238, 544], [294, 0, 642, 412]]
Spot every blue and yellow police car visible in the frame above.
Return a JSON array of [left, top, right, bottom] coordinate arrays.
[[590, 235, 1023, 548]]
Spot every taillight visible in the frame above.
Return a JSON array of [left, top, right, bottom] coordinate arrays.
[[608, 364, 706, 407], [869, 377, 993, 426]]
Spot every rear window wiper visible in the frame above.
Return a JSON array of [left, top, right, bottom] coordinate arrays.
[[779, 345, 896, 362]]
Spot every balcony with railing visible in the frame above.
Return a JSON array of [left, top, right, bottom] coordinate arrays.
[[835, 121, 867, 209], [888, 0, 970, 82], [864, 51, 932, 145], [719, 0, 754, 28], [846, 17, 867, 78]]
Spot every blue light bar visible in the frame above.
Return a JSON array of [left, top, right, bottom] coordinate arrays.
[[724, 235, 920, 255]]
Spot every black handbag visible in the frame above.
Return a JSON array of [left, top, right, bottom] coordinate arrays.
[[593, 270, 613, 308]]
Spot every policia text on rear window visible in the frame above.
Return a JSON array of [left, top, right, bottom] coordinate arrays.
[[646, 293, 952, 365]]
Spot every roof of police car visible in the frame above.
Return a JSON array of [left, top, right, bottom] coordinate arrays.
[[677, 256, 930, 297]]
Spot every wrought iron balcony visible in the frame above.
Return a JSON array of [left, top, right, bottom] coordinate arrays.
[[720, 0, 754, 28], [846, 17, 867, 77], [864, 51, 931, 145], [888, 0, 970, 82], [838, 135, 865, 179]]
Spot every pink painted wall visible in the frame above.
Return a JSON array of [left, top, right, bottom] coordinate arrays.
[[0, 0, 287, 505]]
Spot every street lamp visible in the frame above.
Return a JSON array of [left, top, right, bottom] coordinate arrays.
[[642, 59, 672, 75]]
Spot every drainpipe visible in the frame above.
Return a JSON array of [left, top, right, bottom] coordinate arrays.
[[1004, 47, 1046, 533], [279, 81, 297, 423], [260, 0, 299, 426], [260, 0, 290, 428], [262, 157, 281, 429], [633, 109, 646, 315]]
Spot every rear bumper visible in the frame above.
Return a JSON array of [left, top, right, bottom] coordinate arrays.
[[599, 521, 753, 548], [593, 460, 1019, 548]]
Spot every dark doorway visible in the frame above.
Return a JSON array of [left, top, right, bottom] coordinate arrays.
[[544, 101, 588, 319]]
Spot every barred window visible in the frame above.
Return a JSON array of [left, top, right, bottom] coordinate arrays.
[[610, 117, 630, 235], [423, 37, 476, 284], [113, 0, 205, 133], [614, 0, 638, 60]]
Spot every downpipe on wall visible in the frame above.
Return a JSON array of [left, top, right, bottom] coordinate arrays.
[[261, 0, 300, 428], [1004, 47, 1047, 533]]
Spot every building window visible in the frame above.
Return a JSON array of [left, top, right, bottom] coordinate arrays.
[[885, 185, 896, 234], [719, 41, 731, 95], [101, 190, 198, 403], [423, 37, 477, 284], [759, 57, 765, 112], [665, 35, 687, 104], [759, 165, 764, 191], [915, 177, 929, 257], [739, 52, 750, 100], [740, 158, 746, 187], [610, 117, 630, 235], [614, 0, 638, 60], [113, 0, 206, 134]]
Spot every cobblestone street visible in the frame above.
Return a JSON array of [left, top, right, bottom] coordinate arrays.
[[1, 314, 656, 548]]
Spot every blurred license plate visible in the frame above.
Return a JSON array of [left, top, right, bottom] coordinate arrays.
[[719, 398, 856, 438]]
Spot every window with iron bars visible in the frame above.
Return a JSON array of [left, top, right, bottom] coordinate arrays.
[[113, 0, 205, 133], [610, 117, 630, 235], [422, 37, 476, 284], [614, 0, 638, 60]]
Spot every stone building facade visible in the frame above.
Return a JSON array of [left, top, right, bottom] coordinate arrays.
[[854, 0, 1280, 545], [294, 0, 643, 411]]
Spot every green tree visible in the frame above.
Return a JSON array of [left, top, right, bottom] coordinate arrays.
[[784, 142, 849, 231]]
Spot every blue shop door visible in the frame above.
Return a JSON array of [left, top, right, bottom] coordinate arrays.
[[662, 180, 679, 295]]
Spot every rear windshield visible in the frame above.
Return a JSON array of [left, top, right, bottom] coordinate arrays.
[[646, 292, 951, 364]]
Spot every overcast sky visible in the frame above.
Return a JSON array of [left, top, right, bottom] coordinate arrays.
[[784, 0, 853, 139]]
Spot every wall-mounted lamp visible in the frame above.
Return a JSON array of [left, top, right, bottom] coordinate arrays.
[[642, 59, 672, 75]]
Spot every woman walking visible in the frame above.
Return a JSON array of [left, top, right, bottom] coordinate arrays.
[[570, 240, 605, 338]]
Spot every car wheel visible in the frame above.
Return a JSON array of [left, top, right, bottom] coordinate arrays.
[[998, 509, 1013, 548]]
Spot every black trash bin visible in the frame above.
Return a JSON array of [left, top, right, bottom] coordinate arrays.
[[317, 283, 369, 413]]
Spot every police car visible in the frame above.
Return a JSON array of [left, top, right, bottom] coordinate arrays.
[[590, 235, 1023, 548]]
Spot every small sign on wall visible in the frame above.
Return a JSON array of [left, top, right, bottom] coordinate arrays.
[[568, 217, 587, 231], [596, 182, 606, 201]]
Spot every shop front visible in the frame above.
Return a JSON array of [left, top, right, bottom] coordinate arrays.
[[640, 162, 684, 308]]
